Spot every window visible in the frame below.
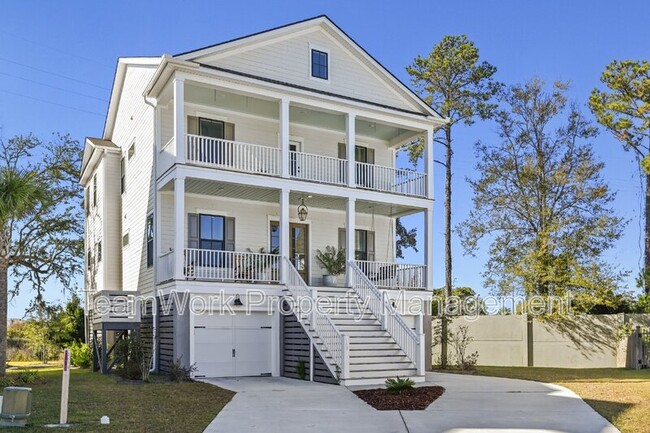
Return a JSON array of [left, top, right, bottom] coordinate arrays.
[[146, 214, 154, 268], [87, 250, 93, 270], [128, 141, 135, 159], [199, 118, 224, 139], [199, 214, 225, 251], [270, 222, 280, 252], [338, 228, 375, 261], [311, 49, 329, 80], [96, 241, 102, 263], [120, 157, 126, 194], [84, 187, 90, 216], [122, 233, 130, 247], [92, 175, 97, 207]]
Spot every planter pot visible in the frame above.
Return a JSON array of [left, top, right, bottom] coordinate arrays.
[[322, 275, 337, 287]]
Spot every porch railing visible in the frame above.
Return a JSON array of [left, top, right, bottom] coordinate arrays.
[[349, 261, 422, 374], [91, 290, 141, 324], [354, 260, 427, 290], [289, 151, 347, 185], [184, 248, 280, 283], [186, 134, 281, 176], [158, 137, 176, 177], [355, 162, 427, 198], [283, 257, 348, 379], [157, 250, 175, 283]]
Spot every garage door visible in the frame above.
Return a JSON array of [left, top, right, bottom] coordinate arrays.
[[194, 312, 272, 377]]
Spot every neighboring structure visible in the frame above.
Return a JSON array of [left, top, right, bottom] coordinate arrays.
[[80, 15, 444, 385]]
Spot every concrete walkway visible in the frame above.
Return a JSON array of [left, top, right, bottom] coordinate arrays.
[[202, 372, 620, 433]]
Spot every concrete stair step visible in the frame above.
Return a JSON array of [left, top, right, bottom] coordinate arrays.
[[347, 368, 418, 379], [342, 375, 425, 387], [348, 342, 400, 350], [347, 336, 394, 343], [349, 348, 405, 356], [336, 325, 384, 332], [349, 355, 410, 364]]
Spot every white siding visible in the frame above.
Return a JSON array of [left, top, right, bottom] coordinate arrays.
[[160, 193, 395, 285], [111, 65, 158, 295], [200, 29, 416, 112], [102, 154, 122, 291]]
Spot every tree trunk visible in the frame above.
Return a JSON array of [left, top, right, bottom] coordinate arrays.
[[645, 173, 650, 295], [0, 256, 7, 376], [441, 126, 453, 368]]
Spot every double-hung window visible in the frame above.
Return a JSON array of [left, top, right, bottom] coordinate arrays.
[[311, 49, 328, 80], [199, 214, 225, 251]]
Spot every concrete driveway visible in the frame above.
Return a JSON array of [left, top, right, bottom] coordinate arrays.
[[201, 372, 620, 433]]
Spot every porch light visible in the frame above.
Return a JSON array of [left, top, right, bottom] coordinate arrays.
[[233, 295, 243, 306], [297, 198, 309, 221]]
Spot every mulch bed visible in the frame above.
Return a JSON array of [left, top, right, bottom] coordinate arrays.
[[353, 386, 445, 410]]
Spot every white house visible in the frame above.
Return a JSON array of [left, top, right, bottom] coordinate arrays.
[[80, 15, 444, 385]]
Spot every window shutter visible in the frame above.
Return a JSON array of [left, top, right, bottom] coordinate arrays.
[[225, 217, 236, 251], [188, 214, 199, 249], [338, 228, 346, 251], [367, 148, 375, 165], [338, 143, 346, 159], [187, 116, 198, 135], [367, 231, 375, 261], [225, 122, 235, 141]]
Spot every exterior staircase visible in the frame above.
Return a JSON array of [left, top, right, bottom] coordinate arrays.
[[315, 287, 422, 386], [283, 258, 425, 387]]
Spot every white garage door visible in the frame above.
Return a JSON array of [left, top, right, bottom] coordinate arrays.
[[193, 312, 272, 378]]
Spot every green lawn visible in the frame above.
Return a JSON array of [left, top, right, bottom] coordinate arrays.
[[4, 369, 234, 432], [471, 366, 650, 433]]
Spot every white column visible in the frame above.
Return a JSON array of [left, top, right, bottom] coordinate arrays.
[[279, 188, 290, 283], [345, 197, 356, 286], [174, 177, 185, 280], [424, 127, 434, 199], [154, 186, 162, 283], [424, 206, 433, 290], [173, 77, 185, 164], [346, 113, 356, 187], [279, 98, 290, 178]]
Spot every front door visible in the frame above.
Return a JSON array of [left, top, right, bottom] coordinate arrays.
[[289, 140, 301, 177], [270, 222, 309, 282]]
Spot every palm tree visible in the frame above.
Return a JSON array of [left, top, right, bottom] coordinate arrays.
[[0, 168, 42, 375]]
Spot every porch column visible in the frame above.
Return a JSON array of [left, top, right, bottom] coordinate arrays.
[[279, 188, 290, 284], [174, 177, 185, 280], [280, 98, 290, 178], [424, 206, 433, 290], [154, 186, 162, 283], [173, 77, 186, 164], [345, 197, 356, 287], [346, 113, 356, 187], [424, 127, 434, 199]]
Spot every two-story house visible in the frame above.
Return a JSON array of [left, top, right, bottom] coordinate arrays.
[[80, 15, 445, 386]]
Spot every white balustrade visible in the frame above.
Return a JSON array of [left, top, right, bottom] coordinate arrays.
[[355, 162, 427, 197], [288, 151, 347, 185], [184, 248, 280, 283], [354, 260, 427, 290]]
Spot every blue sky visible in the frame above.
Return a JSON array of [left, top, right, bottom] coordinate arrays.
[[1, 0, 649, 317]]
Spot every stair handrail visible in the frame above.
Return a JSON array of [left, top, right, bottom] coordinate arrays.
[[348, 261, 421, 371], [283, 257, 349, 380]]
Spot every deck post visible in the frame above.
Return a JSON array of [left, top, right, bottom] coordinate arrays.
[[173, 77, 185, 164], [279, 98, 290, 178], [174, 177, 185, 281], [101, 326, 107, 374], [346, 113, 356, 187], [279, 188, 290, 284], [345, 198, 356, 287]]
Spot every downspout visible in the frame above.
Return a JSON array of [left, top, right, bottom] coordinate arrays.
[[144, 94, 158, 372]]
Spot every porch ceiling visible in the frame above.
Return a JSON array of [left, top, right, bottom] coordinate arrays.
[[183, 82, 421, 142], [166, 179, 422, 217]]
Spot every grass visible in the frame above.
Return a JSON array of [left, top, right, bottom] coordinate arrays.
[[2, 368, 234, 432], [471, 366, 650, 433]]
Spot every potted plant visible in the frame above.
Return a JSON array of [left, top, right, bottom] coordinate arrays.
[[315, 246, 346, 287], [245, 247, 279, 282]]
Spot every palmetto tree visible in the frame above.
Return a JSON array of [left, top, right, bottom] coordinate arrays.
[[0, 168, 42, 374]]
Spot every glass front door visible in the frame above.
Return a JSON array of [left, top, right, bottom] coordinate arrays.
[[270, 222, 309, 282]]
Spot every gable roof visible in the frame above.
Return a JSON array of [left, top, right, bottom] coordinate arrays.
[[79, 137, 120, 185], [174, 15, 442, 119]]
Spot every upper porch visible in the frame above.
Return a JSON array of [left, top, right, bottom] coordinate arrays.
[[154, 74, 436, 199]]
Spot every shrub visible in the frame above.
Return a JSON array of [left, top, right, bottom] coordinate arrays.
[[0, 376, 16, 387], [168, 357, 197, 382], [451, 325, 479, 370], [116, 334, 153, 381], [16, 368, 39, 385], [296, 360, 306, 380], [7, 347, 37, 363], [69, 342, 92, 368], [385, 376, 415, 394]]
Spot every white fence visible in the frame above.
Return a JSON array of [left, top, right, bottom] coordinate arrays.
[[355, 162, 427, 198], [289, 151, 347, 185], [184, 248, 280, 283], [354, 260, 426, 290], [186, 134, 281, 176]]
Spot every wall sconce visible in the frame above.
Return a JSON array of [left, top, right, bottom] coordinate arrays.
[[297, 198, 308, 221], [233, 295, 243, 306]]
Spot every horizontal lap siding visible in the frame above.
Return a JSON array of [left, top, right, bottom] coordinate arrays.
[[114, 65, 157, 297], [203, 29, 414, 112], [281, 308, 337, 384]]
